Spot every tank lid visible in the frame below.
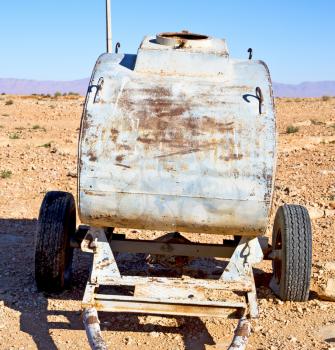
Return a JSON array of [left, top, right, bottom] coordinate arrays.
[[149, 31, 228, 55], [156, 32, 209, 48]]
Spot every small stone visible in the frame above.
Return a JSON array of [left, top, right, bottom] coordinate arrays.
[[253, 326, 263, 333], [325, 209, 335, 217], [124, 336, 132, 345], [66, 171, 77, 178], [324, 261, 335, 272], [149, 332, 160, 338], [294, 120, 312, 127], [288, 335, 297, 342], [318, 279, 335, 301], [318, 324, 335, 346], [307, 207, 324, 220]]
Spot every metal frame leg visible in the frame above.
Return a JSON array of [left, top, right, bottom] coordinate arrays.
[[83, 307, 108, 350], [221, 236, 263, 318], [228, 317, 251, 350]]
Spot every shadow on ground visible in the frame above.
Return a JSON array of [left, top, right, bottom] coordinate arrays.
[[0, 219, 235, 349]]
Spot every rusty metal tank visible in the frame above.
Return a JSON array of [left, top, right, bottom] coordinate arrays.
[[78, 32, 276, 236]]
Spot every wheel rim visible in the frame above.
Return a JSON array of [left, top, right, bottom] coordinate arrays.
[[273, 229, 282, 283]]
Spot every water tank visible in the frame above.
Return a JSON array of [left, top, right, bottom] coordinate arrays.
[[78, 32, 276, 236]]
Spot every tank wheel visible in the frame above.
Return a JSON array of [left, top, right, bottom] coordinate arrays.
[[35, 191, 76, 293], [270, 204, 312, 301]]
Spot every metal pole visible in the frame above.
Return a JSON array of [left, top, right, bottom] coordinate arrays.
[[106, 0, 112, 53]]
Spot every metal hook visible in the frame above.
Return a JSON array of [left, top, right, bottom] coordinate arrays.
[[255, 87, 263, 114], [92, 77, 104, 103], [247, 48, 253, 60], [115, 42, 121, 54]]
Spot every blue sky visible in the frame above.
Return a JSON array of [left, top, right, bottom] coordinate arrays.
[[0, 0, 334, 83]]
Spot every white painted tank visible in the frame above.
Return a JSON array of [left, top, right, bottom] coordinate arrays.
[[78, 32, 276, 236]]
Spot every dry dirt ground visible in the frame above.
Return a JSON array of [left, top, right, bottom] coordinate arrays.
[[0, 95, 334, 350]]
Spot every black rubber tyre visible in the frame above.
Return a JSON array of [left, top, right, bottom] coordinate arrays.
[[270, 204, 312, 301], [35, 191, 76, 293]]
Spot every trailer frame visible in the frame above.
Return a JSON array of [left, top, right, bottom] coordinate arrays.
[[80, 227, 264, 350]]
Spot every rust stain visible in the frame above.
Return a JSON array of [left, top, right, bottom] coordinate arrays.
[[234, 322, 250, 337], [84, 190, 106, 197], [117, 143, 131, 151], [176, 40, 186, 49], [80, 114, 92, 141], [114, 84, 240, 156], [97, 258, 112, 269], [183, 117, 203, 136], [200, 116, 235, 133], [94, 302, 240, 318], [87, 151, 97, 162], [221, 154, 243, 161], [115, 163, 131, 169], [116, 154, 125, 162], [110, 128, 119, 142], [140, 86, 172, 97], [136, 136, 156, 145], [82, 117, 90, 132], [143, 99, 187, 118], [261, 167, 273, 202], [155, 148, 201, 159], [85, 316, 99, 325]]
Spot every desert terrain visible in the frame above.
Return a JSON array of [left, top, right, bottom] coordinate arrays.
[[0, 94, 334, 349]]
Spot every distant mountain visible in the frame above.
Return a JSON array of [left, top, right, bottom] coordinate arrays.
[[0, 78, 334, 98], [273, 81, 335, 98], [0, 78, 89, 96]]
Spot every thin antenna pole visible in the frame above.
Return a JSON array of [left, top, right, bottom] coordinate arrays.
[[106, 0, 112, 53]]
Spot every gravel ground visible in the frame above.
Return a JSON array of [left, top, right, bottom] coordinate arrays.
[[0, 95, 334, 349]]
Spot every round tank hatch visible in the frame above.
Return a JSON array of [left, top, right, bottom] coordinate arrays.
[[156, 31, 210, 48]]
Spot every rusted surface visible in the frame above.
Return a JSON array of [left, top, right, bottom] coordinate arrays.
[[158, 32, 209, 41], [93, 298, 243, 318], [228, 318, 251, 350], [115, 154, 125, 162], [78, 34, 276, 236], [87, 151, 97, 162], [85, 315, 99, 325], [102, 275, 252, 291], [235, 321, 250, 337], [82, 308, 107, 350]]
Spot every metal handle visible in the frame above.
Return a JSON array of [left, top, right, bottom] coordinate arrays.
[[115, 42, 121, 53], [255, 87, 263, 114], [93, 77, 104, 103]]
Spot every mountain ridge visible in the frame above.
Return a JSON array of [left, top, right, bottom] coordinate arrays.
[[1, 78, 334, 98]]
